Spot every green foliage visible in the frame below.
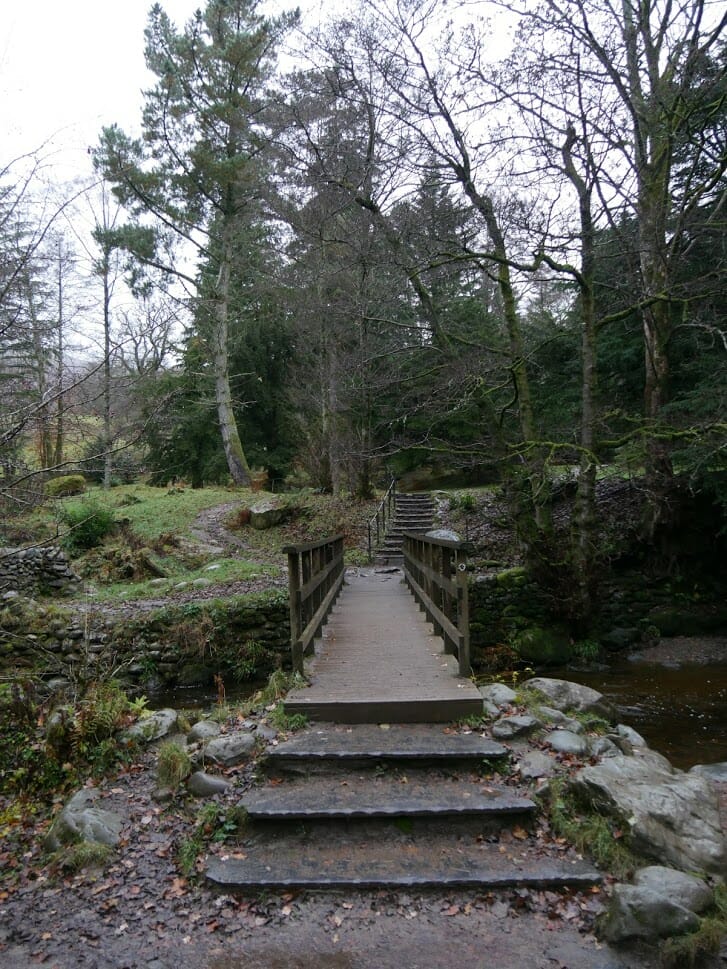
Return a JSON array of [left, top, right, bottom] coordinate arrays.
[[58, 498, 115, 553], [177, 803, 249, 876], [268, 703, 308, 733], [0, 678, 136, 794], [660, 886, 727, 969], [542, 777, 639, 879], [572, 638, 601, 661], [45, 475, 86, 497], [157, 741, 192, 789], [231, 639, 268, 682], [51, 841, 114, 873]]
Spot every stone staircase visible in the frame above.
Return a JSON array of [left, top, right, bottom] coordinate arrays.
[[205, 723, 601, 893], [376, 492, 436, 566]]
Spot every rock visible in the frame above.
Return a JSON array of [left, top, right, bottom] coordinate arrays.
[[539, 706, 584, 733], [249, 499, 292, 530], [482, 700, 500, 718], [188, 719, 222, 742], [187, 771, 232, 797], [491, 714, 542, 740], [547, 729, 589, 756], [425, 529, 461, 542], [525, 678, 615, 720], [124, 708, 178, 743], [571, 756, 727, 875], [600, 627, 639, 651], [478, 683, 517, 709], [517, 750, 555, 779], [255, 723, 278, 742], [45, 790, 123, 852], [590, 736, 622, 759], [200, 731, 256, 767], [691, 762, 727, 784], [512, 627, 572, 666], [615, 723, 647, 747], [602, 867, 713, 944]]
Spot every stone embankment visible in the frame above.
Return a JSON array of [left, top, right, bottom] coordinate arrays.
[[0, 546, 80, 597]]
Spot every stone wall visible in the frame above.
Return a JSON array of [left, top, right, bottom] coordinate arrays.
[[469, 566, 727, 664], [0, 547, 81, 597], [0, 589, 290, 687]]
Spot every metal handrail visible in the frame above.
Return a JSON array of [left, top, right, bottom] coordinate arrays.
[[402, 531, 470, 676], [284, 534, 345, 675], [367, 477, 396, 561]]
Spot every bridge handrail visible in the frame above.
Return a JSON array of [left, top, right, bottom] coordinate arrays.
[[367, 477, 396, 561], [284, 534, 345, 675], [402, 531, 471, 676]]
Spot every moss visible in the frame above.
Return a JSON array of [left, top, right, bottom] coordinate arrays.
[[52, 841, 113, 872], [45, 475, 86, 498], [511, 625, 572, 666], [495, 567, 527, 587]]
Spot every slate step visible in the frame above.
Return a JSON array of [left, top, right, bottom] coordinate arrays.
[[206, 839, 602, 892], [265, 723, 508, 769], [283, 695, 483, 723], [240, 776, 534, 822]]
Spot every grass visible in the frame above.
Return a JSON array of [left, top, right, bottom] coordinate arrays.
[[92, 482, 251, 542], [542, 776, 641, 879], [660, 885, 727, 968], [157, 741, 192, 789], [85, 556, 278, 603]]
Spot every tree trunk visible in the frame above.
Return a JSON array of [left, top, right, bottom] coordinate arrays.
[[213, 243, 251, 487]]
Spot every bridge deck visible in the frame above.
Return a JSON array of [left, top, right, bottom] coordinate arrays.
[[284, 569, 482, 723]]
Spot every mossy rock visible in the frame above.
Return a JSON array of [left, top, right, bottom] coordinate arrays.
[[495, 567, 528, 587], [512, 626, 572, 666], [45, 475, 86, 497]]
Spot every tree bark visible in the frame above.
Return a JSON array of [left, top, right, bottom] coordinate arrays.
[[213, 239, 251, 487]]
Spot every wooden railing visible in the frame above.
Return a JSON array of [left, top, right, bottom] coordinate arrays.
[[402, 532, 471, 676], [367, 477, 396, 561], [284, 534, 345, 675]]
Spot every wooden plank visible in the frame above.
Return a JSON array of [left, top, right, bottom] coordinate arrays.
[[404, 567, 461, 651], [299, 553, 343, 601], [284, 569, 481, 723]]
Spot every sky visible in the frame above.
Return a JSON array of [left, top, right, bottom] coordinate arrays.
[[1, 0, 321, 180]]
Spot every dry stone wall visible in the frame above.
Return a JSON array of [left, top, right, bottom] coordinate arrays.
[[0, 547, 80, 597]]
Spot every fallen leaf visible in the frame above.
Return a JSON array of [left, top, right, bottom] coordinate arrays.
[[443, 904, 460, 916], [512, 826, 528, 841]]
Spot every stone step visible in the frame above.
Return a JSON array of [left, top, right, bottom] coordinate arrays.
[[283, 695, 483, 723], [206, 839, 601, 892], [240, 774, 534, 822], [265, 723, 508, 770]]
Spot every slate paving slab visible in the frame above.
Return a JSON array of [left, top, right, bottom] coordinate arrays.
[[206, 838, 601, 892], [265, 722, 507, 767], [240, 773, 535, 821]]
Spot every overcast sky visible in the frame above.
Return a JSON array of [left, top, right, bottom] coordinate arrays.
[[1, 0, 320, 179]]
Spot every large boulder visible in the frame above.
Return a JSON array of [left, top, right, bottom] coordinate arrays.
[[571, 754, 727, 876], [525, 677, 615, 720], [45, 790, 123, 852], [249, 500, 294, 530], [124, 708, 178, 743], [200, 731, 256, 767], [601, 866, 713, 944]]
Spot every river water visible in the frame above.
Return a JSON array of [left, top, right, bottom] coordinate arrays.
[[547, 653, 727, 770]]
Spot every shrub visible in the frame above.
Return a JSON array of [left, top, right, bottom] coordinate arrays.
[[45, 475, 86, 497], [157, 741, 192, 789], [58, 498, 116, 553]]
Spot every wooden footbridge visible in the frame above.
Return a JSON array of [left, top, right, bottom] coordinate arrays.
[[282, 502, 481, 723], [205, 493, 601, 895]]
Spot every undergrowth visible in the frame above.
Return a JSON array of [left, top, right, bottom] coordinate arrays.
[[177, 803, 249, 877], [541, 776, 641, 879], [660, 886, 727, 968]]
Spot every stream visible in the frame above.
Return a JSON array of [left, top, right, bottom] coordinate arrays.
[[549, 649, 727, 770]]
